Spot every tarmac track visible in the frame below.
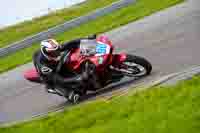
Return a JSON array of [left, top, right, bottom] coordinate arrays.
[[0, 0, 200, 124]]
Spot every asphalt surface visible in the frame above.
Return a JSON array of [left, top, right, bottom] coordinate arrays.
[[0, 0, 200, 124]]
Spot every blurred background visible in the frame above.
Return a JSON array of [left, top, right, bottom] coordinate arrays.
[[0, 0, 86, 28]]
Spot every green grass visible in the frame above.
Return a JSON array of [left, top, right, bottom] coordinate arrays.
[[0, 0, 184, 74], [0, 0, 117, 48], [1, 76, 200, 133]]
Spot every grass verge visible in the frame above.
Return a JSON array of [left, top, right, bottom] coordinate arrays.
[[1, 76, 200, 133], [0, 0, 184, 74], [0, 0, 117, 48]]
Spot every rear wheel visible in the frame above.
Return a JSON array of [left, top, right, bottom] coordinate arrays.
[[121, 54, 152, 77]]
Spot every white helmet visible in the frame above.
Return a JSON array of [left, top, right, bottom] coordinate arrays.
[[40, 39, 60, 61]]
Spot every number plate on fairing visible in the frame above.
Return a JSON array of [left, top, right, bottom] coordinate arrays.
[[95, 43, 110, 56]]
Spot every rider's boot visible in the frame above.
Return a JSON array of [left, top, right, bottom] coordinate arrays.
[[45, 83, 57, 94], [67, 90, 81, 104]]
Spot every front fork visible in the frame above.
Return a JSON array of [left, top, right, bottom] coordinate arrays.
[[110, 53, 139, 77], [110, 53, 128, 74]]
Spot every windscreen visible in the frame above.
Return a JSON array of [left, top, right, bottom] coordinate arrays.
[[80, 40, 97, 56]]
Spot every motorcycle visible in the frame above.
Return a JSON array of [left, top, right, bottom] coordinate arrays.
[[24, 35, 152, 103]]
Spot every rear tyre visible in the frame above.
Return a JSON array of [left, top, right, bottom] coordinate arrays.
[[122, 54, 152, 77]]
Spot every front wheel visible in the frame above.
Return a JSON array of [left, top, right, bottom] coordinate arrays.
[[121, 54, 152, 77]]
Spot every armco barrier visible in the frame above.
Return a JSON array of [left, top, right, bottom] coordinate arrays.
[[0, 0, 135, 57]]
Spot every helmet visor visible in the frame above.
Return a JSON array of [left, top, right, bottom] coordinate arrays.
[[47, 49, 60, 58], [43, 47, 60, 58]]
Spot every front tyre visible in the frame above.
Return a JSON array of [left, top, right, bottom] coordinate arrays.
[[122, 54, 152, 77]]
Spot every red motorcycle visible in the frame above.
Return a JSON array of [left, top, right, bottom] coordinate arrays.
[[24, 35, 152, 103]]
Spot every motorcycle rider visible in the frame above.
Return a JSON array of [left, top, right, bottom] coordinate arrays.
[[33, 34, 100, 99]]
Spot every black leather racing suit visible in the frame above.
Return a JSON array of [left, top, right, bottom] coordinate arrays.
[[33, 37, 97, 90]]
